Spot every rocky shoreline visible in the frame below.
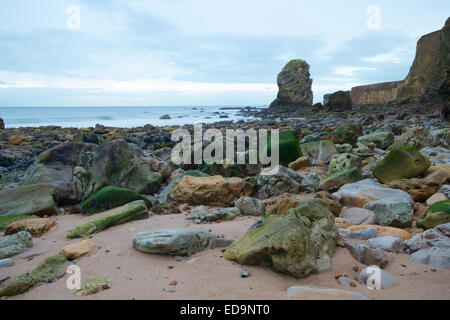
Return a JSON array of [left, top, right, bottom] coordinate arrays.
[[0, 18, 449, 301]]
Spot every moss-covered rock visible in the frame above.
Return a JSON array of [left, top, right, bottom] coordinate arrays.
[[326, 124, 363, 146], [0, 254, 67, 297], [417, 200, 450, 229], [320, 168, 363, 191], [75, 277, 111, 296], [372, 145, 431, 183], [71, 186, 151, 215], [266, 198, 300, 216], [328, 153, 362, 176], [72, 130, 104, 144], [357, 131, 394, 149], [265, 130, 302, 167], [0, 215, 40, 231], [67, 201, 149, 239], [223, 201, 338, 279]]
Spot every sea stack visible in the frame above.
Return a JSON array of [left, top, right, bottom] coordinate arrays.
[[270, 59, 313, 109]]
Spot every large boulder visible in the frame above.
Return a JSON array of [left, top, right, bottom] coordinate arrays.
[[168, 175, 244, 207], [372, 145, 431, 183], [22, 141, 167, 204], [256, 165, 307, 199], [323, 90, 353, 112], [223, 201, 338, 279], [417, 200, 450, 229], [333, 179, 414, 227], [133, 229, 233, 256], [270, 59, 313, 108], [0, 184, 58, 217], [357, 131, 394, 150]]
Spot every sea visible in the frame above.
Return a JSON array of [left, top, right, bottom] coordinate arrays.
[[0, 106, 264, 128]]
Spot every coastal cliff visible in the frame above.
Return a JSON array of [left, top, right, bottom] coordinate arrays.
[[351, 17, 450, 106]]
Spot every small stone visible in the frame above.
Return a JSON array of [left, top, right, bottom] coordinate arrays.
[[0, 258, 14, 268], [426, 193, 448, 206], [169, 280, 177, 286], [241, 268, 251, 278]]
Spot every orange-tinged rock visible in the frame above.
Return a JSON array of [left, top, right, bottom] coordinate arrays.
[[61, 240, 98, 260], [346, 225, 412, 240], [8, 134, 26, 145], [5, 218, 55, 237]]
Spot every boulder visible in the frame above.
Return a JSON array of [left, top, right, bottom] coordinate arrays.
[[344, 241, 388, 268], [265, 130, 302, 167], [363, 197, 414, 227], [320, 168, 363, 191], [4, 218, 55, 237], [317, 140, 338, 164], [426, 193, 448, 206], [67, 201, 149, 239], [342, 208, 376, 225], [234, 197, 266, 216], [288, 156, 311, 170], [168, 175, 244, 206], [270, 59, 313, 108], [186, 207, 240, 223], [367, 236, 402, 253], [0, 184, 58, 217], [22, 141, 166, 204], [383, 178, 442, 201], [417, 200, 450, 229], [333, 179, 415, 209], [327, 124, 363, 147], [328, 153, 362, 176], [256, 165, 304, 199], [223, 201, 338, 279], [71, 186, 151, 215], [0, 231, 33, 259], [357, 131, 394, 150], [0, 215, 40, 231], [411, 247, 449, 270], [61, 240, 98, 260], [133, 228, 233, 256], [266, 198, 300, 216], [311, 192, 342, 217], [390, 125, 433, 150], [372, 145, 431, 183], [323, 90, 353, 112]]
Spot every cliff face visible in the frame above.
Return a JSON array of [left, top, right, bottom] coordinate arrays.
[[351, 17, 450, 106], [350, 81, 401, 105], [270, 59, 314, 109]]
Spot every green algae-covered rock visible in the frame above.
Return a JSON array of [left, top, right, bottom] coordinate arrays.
[[320, 168, 363, 191], [0, 184, 57, 217], [71, 186, 151, 215], [265, 130, 302, 167], [372, 145, 431, 183], [357, 131, 394, 149], [0, 215, 40, 231], [328, 153, 362, 176], [417, 200, 450, 229], [75, 277, 111, 296], [223, 201, 338, 279], [67, 201, 149, 239], [326, 124, 363, 146], [72, 130, 104, 145], [0, 254, 67, 297]]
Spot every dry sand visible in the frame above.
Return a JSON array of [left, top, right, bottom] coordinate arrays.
[[1, 207, 449, 300]]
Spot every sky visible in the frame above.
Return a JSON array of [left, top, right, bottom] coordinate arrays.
[[0, 0, 449, 106]]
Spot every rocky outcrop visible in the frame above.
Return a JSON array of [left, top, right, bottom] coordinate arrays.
[[350, 18, 450, 106], [0, 117, 4, 130], [270, 59, 313, 109], [22, 140, 166, 204], [323, 91, 353, 112]]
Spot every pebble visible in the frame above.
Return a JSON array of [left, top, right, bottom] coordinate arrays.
[[241, 268, 251, 278], [169, 280, 177, 286], [20, 249, 48, 259], [174, 256, 184, 261]]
